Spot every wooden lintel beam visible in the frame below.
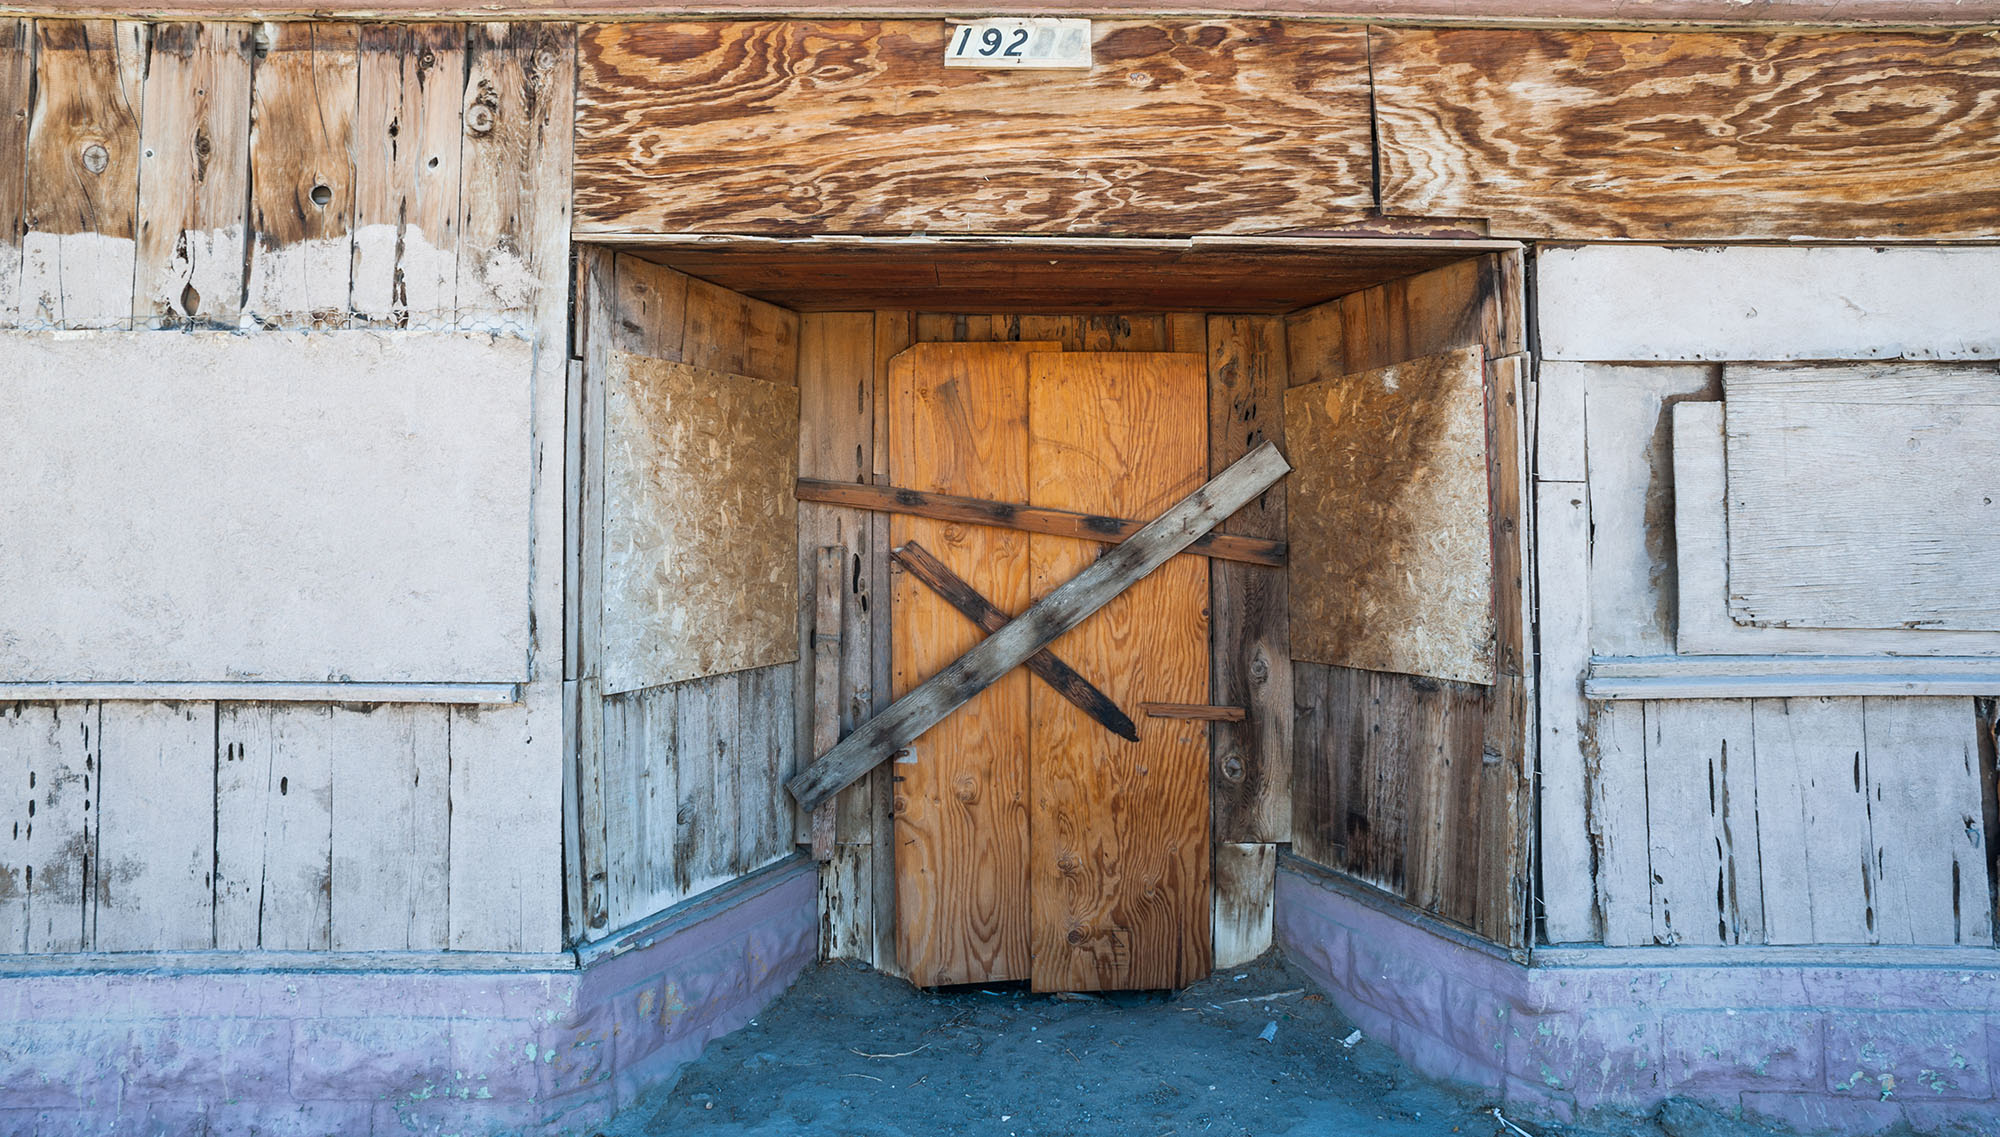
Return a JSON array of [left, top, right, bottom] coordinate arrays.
[[1140, 702, 1248, 722], [893, 541, 1138, 743], [787, 441, 1291, 814], [796, 478, 1286, 568]]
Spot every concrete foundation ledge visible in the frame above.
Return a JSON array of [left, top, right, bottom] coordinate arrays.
[[1276, 855, 2000, 1136], [0, 855, 817, 1136]]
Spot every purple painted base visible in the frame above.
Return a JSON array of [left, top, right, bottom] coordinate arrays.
[[1276, 858, 2000, 1135], [0, 857, 817, 1136]]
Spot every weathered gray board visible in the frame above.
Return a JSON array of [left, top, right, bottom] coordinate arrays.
[[1723, 363, 2000, 632], [1673, 402, 2000, 656], [0, 331, 532, 683], [1283, 345, 1494, 684], [601, 352, 800, 694]]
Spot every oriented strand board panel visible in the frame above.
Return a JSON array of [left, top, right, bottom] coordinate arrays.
[[1285, 345, 1495, 684], [1539, 246, 2000, 364], [1373, 28, 2000, 241], [576, 21, 1374, 236], [0, 331, 532, 683], [1724, 363, 2000, 631], [602, 352, 800, 694]]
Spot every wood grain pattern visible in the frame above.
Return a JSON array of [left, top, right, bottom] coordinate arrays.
[[243, 22, 358, 329], [0, 19, 28, 325], [890, 341, 1046, 987], [809, 547, 843, 861], [1028, 351, 1211, 992], [1285, 346, 1495, 685], [351, 23, 462, 329], [576, 20, 1373, 236], [1753, 696, 1876, 946], [1373, 27, 2000, 240], [1724, 363, 2000, 632], [1864, 697, 1992, 946], [601, 353, 800, 694], [457, 22, 572, 334], [1212, 841, 1275, 968], [1643, 700, 1761, 946], [133, 22, 252, 328]]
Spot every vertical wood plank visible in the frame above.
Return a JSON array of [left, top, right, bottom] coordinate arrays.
[[570, 248, 617, 937], [1643, 700, 1760, 946], [1287, 661, 1334, 866], [810, 547, 844, 861], [0, 704, 98, 953], [94, 702, 215, 952], [329, 705, 449, 951], [0, 18, 31, 325], [456, 21, 571, 335], [737, 664, 794, 875], [448, 680, 564, 951], [1590, 699, 1653, 947], [215, 704, 332, 951], [1212, 841, 1275, 968], [352, 23, 463, 329], [672, 674, 738, 900], [1536, 480, 1593, 943], [21, 20, 144, 329], [1477, 353, 1534, 946], [682, 275, 799, 384], [1206, 315, 1290, 846], [595, 687, 640, 928], [243, 22, 359, 330], [1865, 697, 1992, 946], [1752, 697, 1875, 946], [132, 22, 253, 328], [868, 310, 912, 975]]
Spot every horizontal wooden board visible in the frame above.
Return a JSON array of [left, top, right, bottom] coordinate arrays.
[[576, 21, 1374, 236], [0, 331, 533, 684], [1285, 345, 1495, 684], [628, 239, 1478, 313], [1724, 363, 2000, 631], [1374, 28, 2000, 240], [1539, 246, 2000, 363], [602, 352, 801, 693]]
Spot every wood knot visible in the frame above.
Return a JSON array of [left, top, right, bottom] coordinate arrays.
[[952, 774, 978, 803], [80, 144, 108, 174]]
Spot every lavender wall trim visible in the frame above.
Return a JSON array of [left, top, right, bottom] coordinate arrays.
[[0, 856, 816, 1137], [1276, 858, 2000, 1136]]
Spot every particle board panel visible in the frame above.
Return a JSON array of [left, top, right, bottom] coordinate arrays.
[[0, 331, 534, 685], [20, 19, 144, 330], [0, 19, 28, 325], [1285, 345, 1496, 685], [1206, 315, 1291, 847], [889, 341, 1049, 988], [456, 22, 573, 335], [214, 703, 334, 952], [1751, 696, 1876, 946], [92, 702, 215, 952], [1672, 402, 2000, 656], [0, 703, 99, 954], [243, 22, 359, 330], [1724, 363, 2000, 632], [576, 21, 1374, 237], [132, 22, 254, 328], [1372, 27, 2000, 241], [600, 353, 800, 694], [351, 23, 463, 330], [328, 705, 450, 952], [1864, 697, 1992, 946], [1027, 350, 1211, 992]]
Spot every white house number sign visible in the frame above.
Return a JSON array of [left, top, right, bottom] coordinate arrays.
[[943, 18, 1093, 69]]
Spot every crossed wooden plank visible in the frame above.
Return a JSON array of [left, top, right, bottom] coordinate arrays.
[[787, 441, 1290, 814]]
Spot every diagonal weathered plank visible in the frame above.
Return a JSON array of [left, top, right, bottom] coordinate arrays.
[[788, 441, 1290, 814], [893, 541, 1138, 743]]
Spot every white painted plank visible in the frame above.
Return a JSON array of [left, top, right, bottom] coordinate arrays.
[[329, 705, 450, 951], [1672, 402, 2000, 656], [1724, 363, 2000, 632], [1642, 700, 1759, 947], [1534, 361, 1589, 483], [1213, 841, 1276, 968], [1589, 699, 1652, 948], [0, 331, 535, 684], [1588, 668, 2000, 701], [1534, 479, 1595, 944], [1539, 245, 2000, 363], [21, 232, 139, 330], [214, 704, 333, 951], [0, 682, 518, 704], [93, 702, 215, 952], [1, 704, 99, 954], [1863, 697, 1992, 946], [1580, 365, 1717, 657], [1751, 697, 1874, 946], [448, 677, 564, 952]]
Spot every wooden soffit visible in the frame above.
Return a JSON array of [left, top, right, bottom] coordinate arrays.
[[574, 20, 1376, 237]]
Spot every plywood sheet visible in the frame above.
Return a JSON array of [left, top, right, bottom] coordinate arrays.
[[1724, 363, 2000, 632], [1285, 345, 1494, 684], [0, 331, 533, 684], [602, 352, 800, 694], [1028, 350, 1211, 992], [576, 21, 1373, 236], [1373, 27, 2000, 241]]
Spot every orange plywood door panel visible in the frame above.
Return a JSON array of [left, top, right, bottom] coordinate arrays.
[[888, 341, 1062, 986], [1027, 352, 1213, 992]]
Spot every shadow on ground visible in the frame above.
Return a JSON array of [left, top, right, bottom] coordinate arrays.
[[601, 950, 1779, 1137]]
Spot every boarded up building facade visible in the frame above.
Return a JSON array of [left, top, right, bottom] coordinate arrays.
[[0, 1, 1995, 1132]]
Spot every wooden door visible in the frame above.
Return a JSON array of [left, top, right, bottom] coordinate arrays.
[[890, 343, 1211, 992]]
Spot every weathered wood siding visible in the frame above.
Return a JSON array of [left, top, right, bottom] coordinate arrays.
[[1287, 253, 1533, 947], [0, 18, 574, 955], [574, 20, 1374, 237], [1372, 28, 2000, 241]]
